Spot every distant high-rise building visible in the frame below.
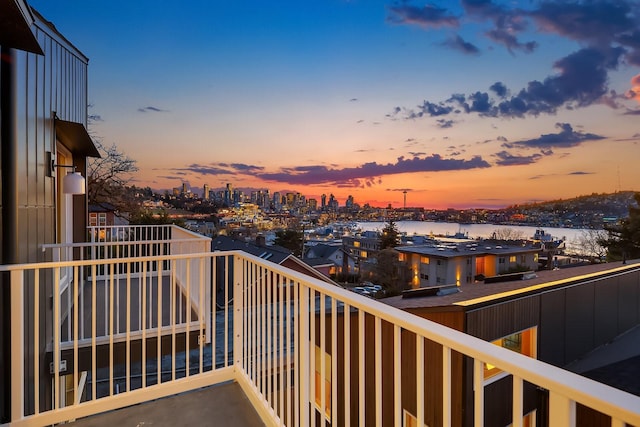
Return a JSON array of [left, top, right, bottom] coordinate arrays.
[[321, 194, 327, 209], [346, 195, 354, 209], [203, 184, 210, 200], [308, 198, 318, 211], [181, 182, 188, 194]]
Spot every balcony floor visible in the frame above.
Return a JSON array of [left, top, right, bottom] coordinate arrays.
[[69, 382, 264, 427]]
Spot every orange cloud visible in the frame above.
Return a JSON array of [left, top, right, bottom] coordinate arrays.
[[630, 74, 640, 103]]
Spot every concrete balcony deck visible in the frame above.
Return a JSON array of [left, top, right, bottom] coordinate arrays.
[[69, 382, 264, 427]]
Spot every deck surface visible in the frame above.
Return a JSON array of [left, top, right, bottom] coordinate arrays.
[[69, 382, 265, 427]]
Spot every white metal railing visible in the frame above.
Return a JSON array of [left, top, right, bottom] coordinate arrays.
[[41, 225, 212, 346], [2, 251, 640, 426]]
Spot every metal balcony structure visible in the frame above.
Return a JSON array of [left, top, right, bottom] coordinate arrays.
[[1, 225, 640, 426]]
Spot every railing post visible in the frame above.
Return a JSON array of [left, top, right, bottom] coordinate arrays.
[[549, 392, 575, 427], [10, 270, 24, 421], [233, 255, 244, 375], [299, 284, 310, 427]]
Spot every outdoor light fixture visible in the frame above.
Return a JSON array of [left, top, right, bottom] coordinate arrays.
[[46, 151, 86, 195], [61, 170, 86, 195]]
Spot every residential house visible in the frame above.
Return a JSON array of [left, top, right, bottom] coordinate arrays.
[[304, 242, 355, 278], [397, 242, 540, 288]]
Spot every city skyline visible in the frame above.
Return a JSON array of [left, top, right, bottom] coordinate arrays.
[[30, 0, 640, 209]]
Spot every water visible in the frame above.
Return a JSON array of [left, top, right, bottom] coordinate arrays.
[[355, 220, 589, 243]]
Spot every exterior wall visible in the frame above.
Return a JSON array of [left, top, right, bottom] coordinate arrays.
[[1, 11, 89, 417], [10, 12, 89, 264], [539, 267, 640, 367]]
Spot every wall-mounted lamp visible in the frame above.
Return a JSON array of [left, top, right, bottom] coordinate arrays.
[[46, 151, 86, 195]]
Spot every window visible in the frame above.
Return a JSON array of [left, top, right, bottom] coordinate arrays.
[[420, 256, 429, 264], [509, 255, 516, 263], [485, 327, 537, 383], [354, 241, 360, 248], [98, 212, 107, 226], [314, 345, 331, 419], [520, 255, 526, 264], [399, 253, 407, 262], [420, 273, 429, 280], [499, 257, 505, 264], [89, 213, 97, 227]]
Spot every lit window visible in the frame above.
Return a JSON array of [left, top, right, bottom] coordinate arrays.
[[509, 255, 516, 263], [399, 253, 407, 262], [354, 241, 360, 248], [485, 327, 537, 382], [89, 213, 97, 227], [314, 346, 331, 419], [420, 256, 429, 264]]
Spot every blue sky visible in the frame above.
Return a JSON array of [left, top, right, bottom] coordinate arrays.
[[30, 0, 640, 208]]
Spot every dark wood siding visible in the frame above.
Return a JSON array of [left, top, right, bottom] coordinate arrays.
[[540, 269, 640, 368], [465, 296, 540, 341]]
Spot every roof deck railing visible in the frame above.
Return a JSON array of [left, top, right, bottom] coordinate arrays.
[[2, 241, 640, 426]]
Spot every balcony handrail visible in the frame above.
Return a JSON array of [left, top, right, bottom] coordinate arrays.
[[2, 250, 640, 426], [41, 238, 210, 251], [232, 252, 640, 426]]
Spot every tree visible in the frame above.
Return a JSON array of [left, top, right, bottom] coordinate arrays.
[[568, 229, 608, 262], [491, 227, 525, 241], [371, 248, 410, 296], [379, 219, 400, 249], [87, 140, 138, 214], [600, 193, 640, 262], [274, 229, 303, 257]]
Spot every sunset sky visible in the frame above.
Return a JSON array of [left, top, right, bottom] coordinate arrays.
[[30, 0, 640, 209]]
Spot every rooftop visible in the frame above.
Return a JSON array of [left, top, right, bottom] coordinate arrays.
[[396, 241, 540, 258], [382, 260, 640, 310]]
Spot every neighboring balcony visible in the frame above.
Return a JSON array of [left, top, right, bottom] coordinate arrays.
[[1, 225, 639, 426]]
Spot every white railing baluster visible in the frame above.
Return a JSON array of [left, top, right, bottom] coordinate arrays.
[[299, 284, 310, 427], [512, 375, 523, 427], [442, 346, 451, 427], [108, 263, 114, 395], [310, 289, 316, 427], [279, 275, 285, 424], [358, 310, 365, 427], [33, 272, 40, 415], [320, 291, 326, 427], [54, 268, 61, 410], [375, 316, 382, 427], [394, 324, 401, 427], [141, 261, 147, 388], [549, 392, 576, 427], [344, 302, 351, 427], [92, 264, 97, 400], [293, 280, 300, 427], [417, 334, 424, 427], [474, 358, 484, 426], [331, 298, 338, 427]]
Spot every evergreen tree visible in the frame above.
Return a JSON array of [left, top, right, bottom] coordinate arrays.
[[600, 193, 640, 262], [274, 229, 303, 257], [379, 219, 400, 249]]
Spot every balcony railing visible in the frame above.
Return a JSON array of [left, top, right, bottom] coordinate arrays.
[[3, 240, 640, 426]]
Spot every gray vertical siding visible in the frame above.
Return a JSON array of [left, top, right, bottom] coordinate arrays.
[[11, 16, 88, 264], [1, 11, 89, 415]]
